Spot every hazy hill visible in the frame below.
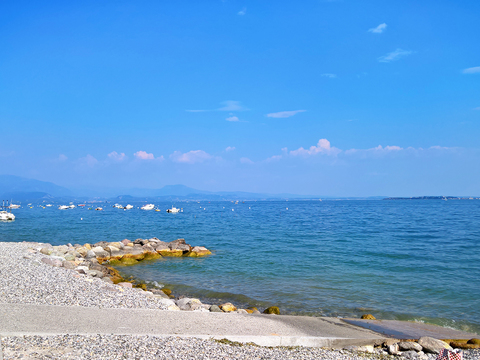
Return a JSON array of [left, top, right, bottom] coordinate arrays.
[[0, 175, 73, 200]]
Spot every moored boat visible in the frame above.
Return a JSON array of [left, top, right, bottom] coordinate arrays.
[[166, 206, 181, 213], [141, 204, 155, 210]]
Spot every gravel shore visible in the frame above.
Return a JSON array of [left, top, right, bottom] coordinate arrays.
[[1, 241, 478, 359]]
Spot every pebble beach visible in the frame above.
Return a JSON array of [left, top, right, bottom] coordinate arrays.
[[1, 241, 479, 360]]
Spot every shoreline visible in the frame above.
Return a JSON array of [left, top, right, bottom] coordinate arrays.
[[1, 240, 479, 359]]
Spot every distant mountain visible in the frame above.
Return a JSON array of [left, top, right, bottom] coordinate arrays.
[[0, 175, 73, 200]]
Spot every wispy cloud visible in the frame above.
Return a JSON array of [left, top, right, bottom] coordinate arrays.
[[463, 66, 480, 74], [474, 107, 480, 111], [58, 154, 68, 162], [265, 155, 282, 162], [78, 154, 98, 167], [186, 100, 248, 113], [218, 100, 247, 111], [240, 157, 254, 164], [368, 23, 387, 34], [170, 150, 212, 164], [378, 48, 413, 63], [238, 8, 246, 15], [321, 73, 337, 78], [108, 151, 126, 162], [225, 146, 236, 152], [134, 151, 155, 160], [290, 139, 341, 156], [266, 110, 306, 118], [226, 115, 239, 122]]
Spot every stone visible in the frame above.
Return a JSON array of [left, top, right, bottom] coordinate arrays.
[[401, 350, 422, 359], [105, 246, 120, 253], [134, 238, 149, 245], [102, 277, 114, 284], [84, 243, 92, 250], [468, 338, 480, 345], [167, 304, 180, 311], [64, 254, 75, 261], [168, 239, 191, 252], [142, 244, 155, 252], [87, 270, 104, 278], [263, 306, 280, 315], [383, 339, 401, 347], [237, 309, 248, 314], [209, 305, 222, 313], [93, 241, 109, 248], [41, 257, 63, 267], [157, 249, 183, 257], [40, 247, 53, 255], [76, 247, 88, 257], [121, 239, 131, 245], [450, 341, 478, 349], [85, 250, 96, 259], [109, 242, 124, 249], [75, 266, 89, 274], [62, 260, 76, 269], [176, 298, 192, 310], [387, 344, 400, 355], [252, 310, 261, 314], [361, 314, 376, 320], [117, 282, 133, 288], [162, 288, 172, 296], [219, 303, 237, 312], [357, 345, 374, 353], [399, 342, 423, 352], [189, 246, 211, 256], [418, 337, 452, 354], [343, 346, 358, 352], [54, 245, 69, 254]]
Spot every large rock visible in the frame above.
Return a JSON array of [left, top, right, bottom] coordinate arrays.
[[209, 305, 222, 313], [168, 239, 191, 252], [399, 342, 423, 352], [387, 344, 400, 355], [418, 337, 452, 354], [93, 241, 109, 248], [134, 238, 149, 245], [76, 247, 88, 257], [361, 314, 376, 320], [75, 266, 89, 274], [62, 260, 76, 269], [263, 306, 280, 315], [186, 246, 212, 257], [176, 298, 202, 311], [40, 247, 53, 255], [121, 239, 131, 246], [85, 250, 96, 259], [41, 257, 63, 267], [219, 303, 237, 312], [53, 245, 69, 254]]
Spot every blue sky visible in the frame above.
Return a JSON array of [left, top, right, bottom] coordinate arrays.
[[1, 0, 479, 196]]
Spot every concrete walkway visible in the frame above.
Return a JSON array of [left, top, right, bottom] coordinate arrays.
[[1, 303, 478, 348]]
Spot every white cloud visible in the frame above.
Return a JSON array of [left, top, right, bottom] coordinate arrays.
[[170, 150, 212, 164], [108, 151, 126, 161], [218, 100, 246, 111], [345, 145, 403, 155], [226, 116, 239, 122], [134, 151, 155, 160], [474, 107, 480, 111], [240, 157, 254, 164], [321, 73, 337, 78], [58, 154, 68, 162], [186, 100, 248, 113], [290, 139, 341, 156], [368, 23, 387, 34], [238, 7, 246, 15], [265, 155, 282, 162], [79, 154, 98, 167], [378, 48, 413, 63], [266, 110, 306, 118], [225, 146, 236, 152], [463, 67, 480, 74]]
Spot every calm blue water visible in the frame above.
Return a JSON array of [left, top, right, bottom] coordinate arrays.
[[1, 200, 479, 333]]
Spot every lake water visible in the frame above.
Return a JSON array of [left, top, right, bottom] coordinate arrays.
[[1, 199, 479, 333]]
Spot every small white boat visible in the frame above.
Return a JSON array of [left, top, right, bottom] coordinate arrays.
[[46, 204, 53, 207], [0, 211, 15, 221], [141, 204, 155, 210], [68, 204, 75, 209], [166, 207, 181, 213], [8, 203, 20, 209], [124, 204, 133, 210], [58, 205, 69, 210], [113, 203, 123, 209]]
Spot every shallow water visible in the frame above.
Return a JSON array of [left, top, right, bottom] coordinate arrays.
[[1, 199, 479, 333]]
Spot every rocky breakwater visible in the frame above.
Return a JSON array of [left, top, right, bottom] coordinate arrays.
[[343, 336, 480, 359]]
